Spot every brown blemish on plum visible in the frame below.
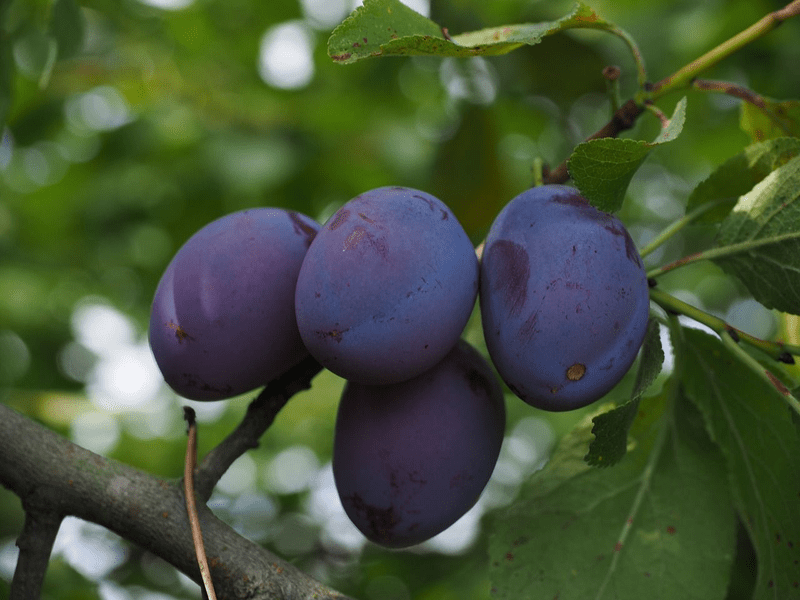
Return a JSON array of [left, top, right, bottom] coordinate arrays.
[[566, 363, 586, 381], [328, 209, 350, 230], [486, 240, 529, 316], [181, 372, 232, 396], [412, 194, 438, 214], [317, 328, 349, 343], [358, 213, 374, 223], [166, 322, 194, 343], [342, 226, 388, 258], [519, 311, 539, 340], [343, 226, 366, 250], [465, 367, 491, 395], [345, 493, 399, 542], [604, 223, 643, 267], [288, 211, 318, 247], [551, 191, 589, 207]]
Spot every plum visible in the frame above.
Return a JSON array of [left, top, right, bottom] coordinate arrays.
[[480, 185, 650, 411], [332, 340, 505, 548], [149, 208, 319, 400], [295, 186, 479, 385]]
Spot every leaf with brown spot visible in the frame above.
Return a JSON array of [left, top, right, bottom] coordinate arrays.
[[489, 386, 736, 599], [328, 0, 636, 64], [681, 329, 800, 600]]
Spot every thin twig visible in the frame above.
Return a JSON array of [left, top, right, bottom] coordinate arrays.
[[541, 1, 800, 186], [194, 355, 323, 501], [692, 78, 792, 135], [183, 407, 218, 600], [542, 98, 644, 185], [650, 0, 800, 98], [692, 78, 766, 108]]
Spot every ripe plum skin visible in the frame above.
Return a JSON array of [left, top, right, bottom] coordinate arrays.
[[480, 185, 650, 411], [149, 208, 319, 400], [294, 186, 479, 385], [332, 340, 505, 548]]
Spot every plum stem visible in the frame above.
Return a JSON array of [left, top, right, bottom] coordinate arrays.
[[649, 288, 800, 361]]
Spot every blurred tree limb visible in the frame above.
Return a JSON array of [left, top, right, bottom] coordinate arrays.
[[0, 402, 353, 600]]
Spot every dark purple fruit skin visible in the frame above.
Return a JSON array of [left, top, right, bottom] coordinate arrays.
[[149, 208, 319, 400], [333, 340, 505, 548], [294, 186, 479, 385], [480, 185, 650, 411]]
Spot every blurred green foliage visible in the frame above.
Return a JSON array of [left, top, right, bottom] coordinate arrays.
[[1, 0, 798, 598]]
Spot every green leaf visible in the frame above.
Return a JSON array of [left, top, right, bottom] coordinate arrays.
[[651, 98, 687, 145], [568, 98, 686, 213], [49, 0, 85, 60], [327, 0, 443, 64], [740, 98, 800, 143], [686, 137, 800, 224], [489, 386, 736, 600], [679, 328, 800, 600], [585, 319, 664, 467], [328, 0, 636, 65], [567, 138, 649, 213], [710, 154, 800, 314], [629, 320, 666, 401]]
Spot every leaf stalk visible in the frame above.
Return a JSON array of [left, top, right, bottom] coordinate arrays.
[[638, 199, 728, 259], [649, 288, 800, 361]]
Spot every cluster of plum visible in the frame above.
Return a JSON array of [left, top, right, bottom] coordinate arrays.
[[148, 185, 650, 548]]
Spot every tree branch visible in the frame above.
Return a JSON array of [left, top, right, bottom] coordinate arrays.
[[0, 403, 354, 600], [194, 355, 323, 502], [10, 510, 62, 600], [541, 98, 645, 185]]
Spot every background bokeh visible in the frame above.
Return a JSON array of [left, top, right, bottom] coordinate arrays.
[[1, 0, 797, 598]]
